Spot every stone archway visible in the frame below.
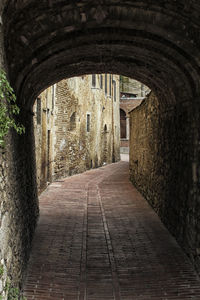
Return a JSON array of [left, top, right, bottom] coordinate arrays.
[[2, 1, 200, 107], [1, 0, 200, 291]]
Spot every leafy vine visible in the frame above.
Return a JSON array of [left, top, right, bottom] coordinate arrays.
[[0, 69, 25, 147]]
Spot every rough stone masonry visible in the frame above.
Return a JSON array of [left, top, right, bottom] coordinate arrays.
[[1, 0, 200, 297], [129, 92, 200, 274]]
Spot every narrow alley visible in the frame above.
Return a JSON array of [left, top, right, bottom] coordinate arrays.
[[23, 161, 200, 300]]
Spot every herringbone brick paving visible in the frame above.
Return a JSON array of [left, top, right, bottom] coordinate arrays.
[[23, 161, 200, 299]]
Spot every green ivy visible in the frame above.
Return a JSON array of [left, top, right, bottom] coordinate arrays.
[[2, 280, 27, 300], [7, 287, 27, 300], [0, 69, 25, 147], [0, 264, 3, 277]]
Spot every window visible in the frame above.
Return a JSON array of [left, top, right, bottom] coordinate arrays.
[[47, 108, 50, 124], [86, 114, 90, 132], [92, 74, 96, 87], [46, 89, 49, 108], [36, 97, 41, 125], [113, 80, 116, 102], [70, 112, 76, 131], [109, 75, 112, 96], [100, 75, 103, 89], [52, 85, 55, 111], [105, 74, 107, 94]]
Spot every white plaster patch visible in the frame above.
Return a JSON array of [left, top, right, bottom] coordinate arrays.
[[0, 213, 10, 256], [60, 139, 66, 151]]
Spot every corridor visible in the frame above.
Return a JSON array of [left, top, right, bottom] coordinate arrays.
[[23, 162, 200, 300]]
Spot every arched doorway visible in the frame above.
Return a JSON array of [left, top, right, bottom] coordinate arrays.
[[120, 109, 127, 139]]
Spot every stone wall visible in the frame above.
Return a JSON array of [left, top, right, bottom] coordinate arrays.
[[33, 74, 120, 192], [129, 92, 200, 274], [0, 119, 38, 299], [33, 87, 55, 193], [0, 19, 38, 298]]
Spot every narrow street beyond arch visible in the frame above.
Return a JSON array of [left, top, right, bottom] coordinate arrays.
[[23, 161, 200, 300]]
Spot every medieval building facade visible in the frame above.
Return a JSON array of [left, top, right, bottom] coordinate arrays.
[[33, 74, 120, 193], [120, 76, 150, 153]]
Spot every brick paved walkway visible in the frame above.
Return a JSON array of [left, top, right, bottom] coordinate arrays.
[[23, 162, 200, 300]]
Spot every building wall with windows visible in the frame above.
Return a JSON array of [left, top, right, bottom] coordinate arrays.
[[120, 76, 150, 98], [33, 86, 56, 193], [120, 77, 150, 153], [33, 74, 120, 193]]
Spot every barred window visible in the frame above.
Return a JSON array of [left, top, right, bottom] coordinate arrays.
[[36, 97, 41, 125], [87, 114, 90, 132], [109, 75, 112, 96], [92, 74, 96, 87], [52, 85, 55, 111], [100, 75, 103, 89], [113, 80, 116, 102], [105, 74, 107, 94]]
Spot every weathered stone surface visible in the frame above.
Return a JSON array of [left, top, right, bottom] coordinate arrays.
[[0, 127, 39, 299], [129, 92, 200, 274], [33, 75, 120, 192], [2, 1, 200, 106], [0, 11, 37, 298], [0, 0, 200, 296], [53, 75, 120, 179]]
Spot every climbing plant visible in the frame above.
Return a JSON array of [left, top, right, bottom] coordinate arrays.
[[0, 69, 25, 147]]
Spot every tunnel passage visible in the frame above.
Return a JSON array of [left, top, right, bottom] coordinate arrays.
[[1, 0, 200, 293]]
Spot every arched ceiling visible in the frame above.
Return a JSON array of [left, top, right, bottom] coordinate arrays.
[[2, 0, 200, 108]]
